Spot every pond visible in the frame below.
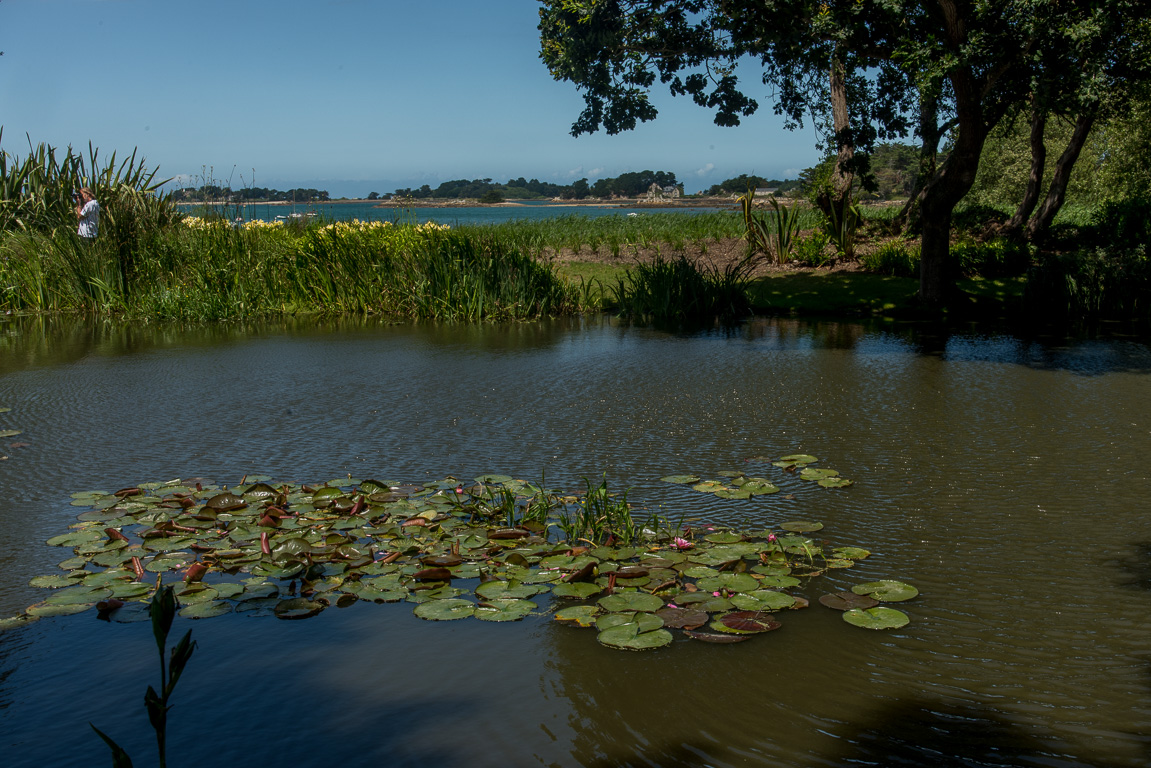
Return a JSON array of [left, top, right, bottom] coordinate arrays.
[[1, 314, 1149, 767]]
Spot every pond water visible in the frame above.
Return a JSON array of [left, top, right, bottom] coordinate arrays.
[[1, 315, 1149, 767]]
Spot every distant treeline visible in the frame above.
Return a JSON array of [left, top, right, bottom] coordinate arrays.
[[389, 170, 682, 201], [171, 185, 331, 203]]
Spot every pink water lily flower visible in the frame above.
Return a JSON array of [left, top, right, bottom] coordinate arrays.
[[671, 537, 693, 550]]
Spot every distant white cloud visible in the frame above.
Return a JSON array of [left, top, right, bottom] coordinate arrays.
[[587, 167, 603, 178], [565, 166, 584, 178], [783, 168, 801, 178], [695, 163, 715, 177]]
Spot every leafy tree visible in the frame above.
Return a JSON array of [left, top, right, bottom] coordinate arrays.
[[367, 191, 379, 200], [538, 0, 1151, 306]]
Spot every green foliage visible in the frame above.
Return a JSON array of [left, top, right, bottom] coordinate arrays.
[[741, 193, 802, 264], [612, 253, 752, 324], [823, 201, 861, 260], [1087, 195, 1151, 248], [1026, 244, 1151, 318], [951, 238, 1032, 278], [792, 232, 833, 267], [861, 241, 920, 278]]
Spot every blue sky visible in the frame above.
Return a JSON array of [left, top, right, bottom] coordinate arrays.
[[0, 0, 825, 196]]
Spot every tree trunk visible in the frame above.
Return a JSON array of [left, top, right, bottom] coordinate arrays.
[[897, 93, 941, 233], [817, 44, 854, 222], [918, 69, 988, 305], [1001, 103, 1047, 239], [1025, 110, 1096, 240]]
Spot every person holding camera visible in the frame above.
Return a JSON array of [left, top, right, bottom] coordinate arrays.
[[75, 187, 99, 239]]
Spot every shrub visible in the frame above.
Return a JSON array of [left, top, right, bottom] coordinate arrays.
[[1087, 195, 1151, 248], [792, 232, 833, 267], [1025, 244, 1151, 318], [951, 238, 1031, 278], [860, 240, 919, 277], [612, 254, 752, 323]]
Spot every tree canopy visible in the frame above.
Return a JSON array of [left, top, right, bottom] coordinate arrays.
[[539, 0, 1151, 306]]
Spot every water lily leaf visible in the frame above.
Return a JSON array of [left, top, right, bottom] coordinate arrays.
[[719, 610, 781, 633], [0, 429, 22, 438], [177, 586, 219, 605], [29, 574, 85, 588], [780, 521, 823, 533], [47, 585, 112, 605], [178, 600, 233, 619], [474, 474, 513, 484], [818, 477, 854, 488], [274, 598, 325, 620], [596, 611, 664, 632], [742, 481, 780, 495], [109, 582, 152, 599], [27, 601, 92, 617], [843, 607, 909, 630], [474, 598, 536, 622], [46, 529, 102, 547], [698, 596, 734, 612], [555, 605, 600, 627], [660, 474, 701, 484], [824, 558, 855, 569], [597, 623, 673, 651], [146, 554, 195, 573], [714, 488, 752, 500], [552, 582, 603, 600], [852, 580, 919, 602], [597, 592, 664, 613], [703, 531, 744, 544], [731, 591, 795, 611], [655, 606, 708, 629], [696, 573, 759, 594], [475, 581, 545, 600], [779, 454, 818, 464], [683, 566, 720, 579], [757, 575, 801, 589], [833, 547, 871, 560], [750, 564, 791, 577], [691, 481, 727, 493], [522, 569, 562, 584], [414, 598, 475, 621], [799, 467, 840, 480], [539, 554, 599, 571], [819, 591, 879, 611]]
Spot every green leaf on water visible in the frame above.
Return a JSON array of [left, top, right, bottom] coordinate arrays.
[[597, 592, 664, 613], [660, 475, 700, 484], [818, 477, 854, 488], [851, 580, 919, 602], [414, 598, 475, 621], [842, 607, 909, 630], [554, 605, 600, 627], [696, 573, 760, 594], [178, 600, 233, 619], [714, 488, 752, 500], [474, 598, 537, 622], [552, 582, 603, 600], [597, 623, 673, 651], [799, 467, 839, 480], [780, 520, 823, 533], [0, 429, 22, 438]]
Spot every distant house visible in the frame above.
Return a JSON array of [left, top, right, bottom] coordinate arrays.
[[647, 183, 682, 200], [754, 187, 779, 197]]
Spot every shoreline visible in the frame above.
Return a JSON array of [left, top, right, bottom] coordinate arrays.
[[176, 197, 743, 210]]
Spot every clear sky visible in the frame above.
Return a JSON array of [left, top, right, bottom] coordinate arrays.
[[0, 0, 825, 197]]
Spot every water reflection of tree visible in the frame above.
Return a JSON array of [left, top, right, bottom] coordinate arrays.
[[542, 614, 1127, 767]]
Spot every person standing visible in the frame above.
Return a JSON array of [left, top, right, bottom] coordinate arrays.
[[75, 187, 100, 239]]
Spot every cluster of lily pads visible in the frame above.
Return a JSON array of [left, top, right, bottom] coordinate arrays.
[[660, 453, 854, 497], [6, 457, 917, 650]]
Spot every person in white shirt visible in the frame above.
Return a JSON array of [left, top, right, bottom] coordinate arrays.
[[75, 187, 99, 239]]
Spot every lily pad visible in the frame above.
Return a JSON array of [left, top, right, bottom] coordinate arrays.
[[718, 610, 781, 633], [474, 598, 536, 622], [414, 598, 476, 621], [27, 601, 93, 617], [799, 467, 840, 480], [842, 607, 909, 630], [654, 606, 708, 629], [851, 580, 919, 602], [178, 600, 233, 619], [552, 582, 603, 600], [597, 592, 664, 613], [696, 573, 760, 594], [554, 605, 600, 627], [818, 477, 854, 488], [683, 629, 750, 643], [597, 622, 673, 651], [780, 520, 823, 533], [660, 475, 701, 484], [274, 598, 325, 620]]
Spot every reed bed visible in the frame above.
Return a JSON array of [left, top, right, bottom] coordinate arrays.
[[1, 218, 595, 321]]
